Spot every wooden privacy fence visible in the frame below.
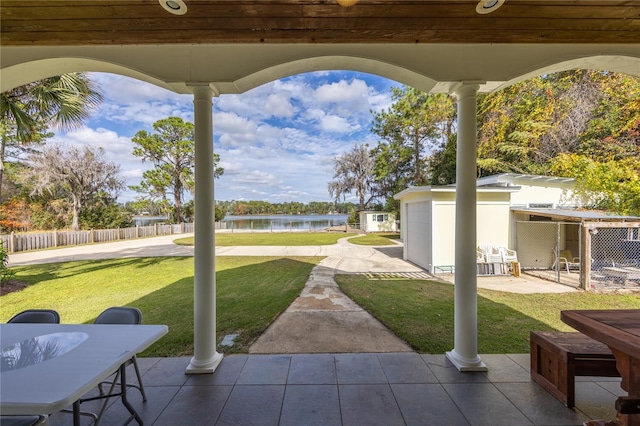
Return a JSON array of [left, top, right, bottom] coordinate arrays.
[[0, 223, 194, 253]]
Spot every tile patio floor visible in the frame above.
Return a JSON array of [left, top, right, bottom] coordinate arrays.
[[46, 352, 624, 426]]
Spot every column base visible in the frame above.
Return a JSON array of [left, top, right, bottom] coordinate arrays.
[[185, 351, 224, 374], [446, 350, 487, 372]]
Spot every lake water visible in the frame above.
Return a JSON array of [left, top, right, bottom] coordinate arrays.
[[221, 214, 348, 231]]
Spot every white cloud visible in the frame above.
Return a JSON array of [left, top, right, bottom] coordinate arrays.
[[63, 71, 399, 203]]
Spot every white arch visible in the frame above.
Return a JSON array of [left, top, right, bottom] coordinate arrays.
[[219, 55, 438, 94], [490, 55, 640, 92], [0, 52, 438, 94], [3, 44, 639, 95], [0, 58, 184, 94]]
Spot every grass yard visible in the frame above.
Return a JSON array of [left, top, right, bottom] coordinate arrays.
[[2, 256, 321, 356], [336, 275, 640, 354], [347, 233, 400, 246], [174, 232, 356, 246]]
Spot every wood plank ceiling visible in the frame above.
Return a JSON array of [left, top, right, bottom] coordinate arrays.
[[1, 0, 639, 46]]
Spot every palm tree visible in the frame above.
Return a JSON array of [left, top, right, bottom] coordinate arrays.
[[0, 73, 103, 203]]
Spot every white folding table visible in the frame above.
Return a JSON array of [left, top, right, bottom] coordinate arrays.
[[1, 323, 168, 425]]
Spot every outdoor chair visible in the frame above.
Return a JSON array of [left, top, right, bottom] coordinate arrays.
[[479, 244, 507, 274], [7, 309, 60, 324], [93, 307, 147, 422], [499, 247, 518, 263], [553, 248, 580, 273], [476, 248, 490, 275], [0, 415, 48, 426]]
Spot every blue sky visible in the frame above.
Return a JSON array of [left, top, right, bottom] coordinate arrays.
[[51, 71, 400, 204]]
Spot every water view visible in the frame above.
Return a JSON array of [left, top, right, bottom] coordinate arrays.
[[221, 214, 348, 231]]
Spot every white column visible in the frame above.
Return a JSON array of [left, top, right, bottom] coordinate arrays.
[[446, 83, 487, 372], [186, 84, 223, 374]]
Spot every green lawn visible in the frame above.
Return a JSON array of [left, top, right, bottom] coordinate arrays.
[[174, 232, 357, 246], [347, 232, 400, 246], [336, 275, 640, 354], [6, 252, 640, 357], [2, 256, 321, 356]]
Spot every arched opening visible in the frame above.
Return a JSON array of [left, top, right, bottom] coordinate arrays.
[[2, 52, 639, 375]]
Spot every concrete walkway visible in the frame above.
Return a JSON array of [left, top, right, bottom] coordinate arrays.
[[248, 236, 417, 353], [7, 233, 578, 354]]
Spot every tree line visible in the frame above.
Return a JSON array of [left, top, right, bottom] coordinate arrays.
[[216, 200, 359, 216], [329, 70, 640, 216]]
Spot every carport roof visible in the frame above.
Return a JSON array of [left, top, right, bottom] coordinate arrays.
[[512, 208, 640, 222], [476, 173, 576, 188]]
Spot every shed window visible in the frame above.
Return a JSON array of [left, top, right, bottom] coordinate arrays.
[[372, 214, 388, 222]]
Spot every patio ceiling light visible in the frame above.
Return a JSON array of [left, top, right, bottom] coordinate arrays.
[[159, 0, 187, 15], [476, 0, 505, 14], [337, 0, 359, 7]]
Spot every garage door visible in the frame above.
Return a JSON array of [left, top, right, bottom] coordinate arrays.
[[406, 201, 431, 271]]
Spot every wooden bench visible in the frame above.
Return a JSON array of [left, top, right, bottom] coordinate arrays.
[[530, 331, 620, 407]]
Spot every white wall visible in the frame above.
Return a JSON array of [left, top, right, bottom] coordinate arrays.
[[510, 185, 576, 208], [406, 201, 432, 270]]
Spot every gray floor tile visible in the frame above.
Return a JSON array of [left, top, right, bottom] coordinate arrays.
[[135, 356, 162, 377], [280, 385, 341, 426], [339, 384, 405, 426], [594, 380, 624, 395], [142, 357, 191, 386], [481, 354, 531, 383], [236, 354, 291, 385], [215, 385, 285, 426], [391, 383, 470, 426], [335, 353, 387, 384], [422, 354, 490, 384], [97, 385, 182, 426], [153, 385, 232, 426], [186, 355, 248, 386], [287, 354, 337, 385], [495, 382, 589, 425], [443, 383, 534, 426], [377, 352, 438, 383], [573, 381, 619, 421], [507, 353, 531, 371]]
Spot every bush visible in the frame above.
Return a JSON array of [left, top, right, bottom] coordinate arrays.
[[0, 240, 15, 286]]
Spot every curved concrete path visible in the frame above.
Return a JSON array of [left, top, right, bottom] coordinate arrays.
[[7, 233, 577, 354]]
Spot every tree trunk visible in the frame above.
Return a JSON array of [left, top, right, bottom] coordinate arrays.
[[174, 182, 183, 224], [71, 197, 81, 230]]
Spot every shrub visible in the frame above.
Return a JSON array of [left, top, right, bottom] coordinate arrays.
[[0, 240, 15, 286]]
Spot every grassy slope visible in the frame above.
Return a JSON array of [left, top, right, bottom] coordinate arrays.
[[2, 256, 321, 356]]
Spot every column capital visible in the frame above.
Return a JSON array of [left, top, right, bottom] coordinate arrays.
[[450, 81, 483, 98], [186, 82, 220, 98]]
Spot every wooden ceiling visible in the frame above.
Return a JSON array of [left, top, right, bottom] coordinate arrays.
[[1, 0, 639, 46]]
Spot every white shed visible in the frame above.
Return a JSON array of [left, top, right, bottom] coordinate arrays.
[[394, 186, 514, 273], [358, 211, 397, 233], [394, 174, 582, 274]]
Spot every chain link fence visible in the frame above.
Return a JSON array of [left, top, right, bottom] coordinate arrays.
[[516, 221, 582, 288], [588, 225, 640, 290], [515, 221, 640, 290]]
